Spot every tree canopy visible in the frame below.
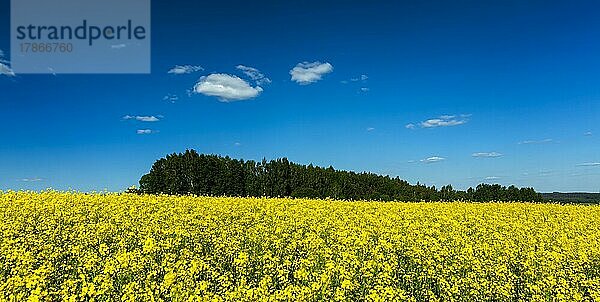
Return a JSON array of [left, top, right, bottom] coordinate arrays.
[[139, 150, 543, 202]]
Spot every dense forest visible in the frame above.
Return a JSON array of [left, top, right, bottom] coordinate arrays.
[[542, 193, 600, 204], [139, 150, 543, 202]]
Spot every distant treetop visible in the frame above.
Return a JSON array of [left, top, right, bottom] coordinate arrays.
[[139, 150, 544, 202]]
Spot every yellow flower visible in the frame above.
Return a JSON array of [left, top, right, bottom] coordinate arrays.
[[0, 191, 598, 301]]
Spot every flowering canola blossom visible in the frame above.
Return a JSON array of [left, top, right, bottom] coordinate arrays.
[[0, 192, 599, 301]]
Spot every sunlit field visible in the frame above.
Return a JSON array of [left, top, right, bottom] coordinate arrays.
[[1, 192, 599, 301]]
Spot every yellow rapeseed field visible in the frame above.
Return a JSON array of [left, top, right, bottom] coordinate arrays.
[[0, 191, 599, 301]]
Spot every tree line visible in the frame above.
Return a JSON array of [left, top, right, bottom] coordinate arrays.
[[139, 150, 544, 202]]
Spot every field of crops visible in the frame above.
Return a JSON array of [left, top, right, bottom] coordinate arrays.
[[0, 192, 599, 301]]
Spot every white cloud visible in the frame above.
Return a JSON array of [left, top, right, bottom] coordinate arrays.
[[163, 94, 178, 103], [1, 64, 16, 77], [420, 115, 468, 128], [584, 131, 593, 136], [193, 73, 263, 102], [421, 156, 446, 164], [123, 115, 161, 122], [407, 115, 470, 129], [290, 61, 333, 84], [19, 177, 43, 182], [342, 73, 369, 91], [538, 170, 554, 177], [484, 176, 501, 181], [137, 129, 157, 134], [236, 65, 271, 85], [168, 65, 204, 75], [576, 162, 600, 167], [0, 50, 15, 77], [367, 127, 375, 132], [472, 152, 503, 158], [350, 74, 368, 82], [518, 138, 554, 145]]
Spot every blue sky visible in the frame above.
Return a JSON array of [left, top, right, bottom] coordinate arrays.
[[1, 0, 599, 192]]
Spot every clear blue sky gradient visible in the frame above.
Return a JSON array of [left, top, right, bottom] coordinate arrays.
[[1, 0, 599, 192]]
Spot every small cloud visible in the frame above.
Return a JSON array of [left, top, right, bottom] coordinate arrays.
[[19, 177, 43, 182], [584, 131, 593, 136], [538, 170, 554, 176], [420, 115, 469, 128], [234, 142, 242, 147], [0, 50, 15, 77], [343, 74, 368, 87], [185, 88, 194, 97], [137, 129, 157, 135], [168, 65, 204, 75], [236, 65, 271, 85], [518, 138, 554, 145], [421, 156, 446, 164], [123, 115, 161, 122], [570, 172, 597, 177], [407, 115, 470, 129], [366, 127, 375, 132], [472, 152, 503, 158], [484, 176, 501, 181], [350, 74, 369, 82], [290, 61, 333, 84], [576, 162, 600, 167], [111, 44, 126, 49], [193, 73, 263, 102], [163, 94, 179, 103], [1, 64, 16, 77]]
